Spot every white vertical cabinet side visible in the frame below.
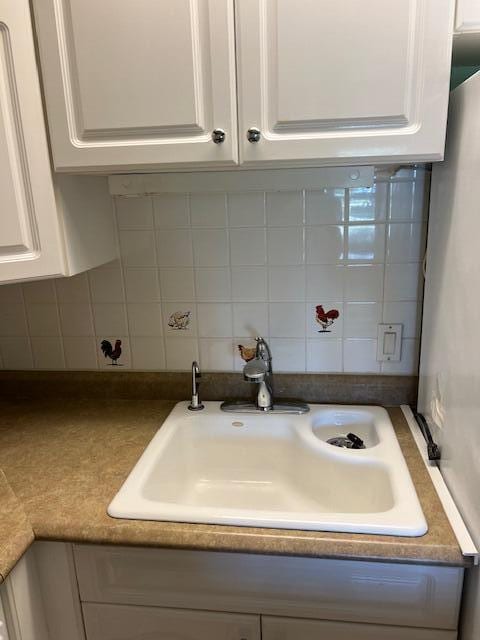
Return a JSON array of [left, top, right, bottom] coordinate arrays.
[[0, 0, 65, 281], [1, 547, 50, 640], [236, 0, 454, 167], [83, 603, 260, 640], [32, 0, 238, 172], [262, 615, 457, 640], [455, 0, 480, 31]]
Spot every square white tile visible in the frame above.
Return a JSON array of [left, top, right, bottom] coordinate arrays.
[[89, 268, 124, 303], [306, 339, 343, 372], [159, 268, 195, 301], [116, 196, 153, 229], [193, 229, 229, 266], [269, 338, 306, 372], [190, 193, 227, 227], [124, 268, 160, 302], [127, 303, 163, 336], [165, 337, 199, 370], [197, 303, 233, 338], [130, 336, 166, 370], [306, 189, 345, 224], [269, 266, 305, 301], [153, 194, 190, 228], [92, 303, 128, 336], [346, 224, 386, 262], [31, 337, 65, 369], [230, 228, 266, 266], [382, 300, 420, 338], [348, 183, 387, 222], [26, 304, 60, 337], [0, 304, 28, 337], [381, 338, 419, 374], [268, 227, 304, 265], [387, 223, 426, 262], [384, 263, 422, 301], [389, 179, 428, 221], [227, 192, 265, 227], [63, 337, 98, 369], [269, 302, 305, 338], [231, 266, 268, 302], [306, 302, 343, 338], [59, 304, 94, 337], [0, 283, 23, 305], [119, 230, 157, 267], [0, 337, 33, 369], [199, 338, 234, 371], [344, 302, 382, 338], [343, 339, 380, 373], [55, 273, 90, 304], [305, 226, 343, 264], [195, 268, 231, 302], [232, 303, 268, 337], [23, 280, 56, 304], [306, 265, 345, 300], [156, 229, 193, 267], [266, 191, 304, 226], [344, 265, 384, 301]]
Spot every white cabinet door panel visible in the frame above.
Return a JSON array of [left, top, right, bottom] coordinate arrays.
[[237, 0, 454, 166], [455, 0, 480, 31], [32, 0, 238, 172], [262, 615, 457, 640], [83, 603, 260, 640], [0, 0, 65, 282]]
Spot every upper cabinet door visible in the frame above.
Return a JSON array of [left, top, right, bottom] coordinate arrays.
[[236, 0, 455, 167], [0, 0, 65, 282], [455, 0, 480, 32], [32, 0, 238, 172]]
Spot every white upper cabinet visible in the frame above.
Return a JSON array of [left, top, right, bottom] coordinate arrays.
[[0, 0, 116, 283], [32, 0, 454, 172], [32, 0, 238, 172], [455, 0, 480, 32], [236, 0, 455, 167]]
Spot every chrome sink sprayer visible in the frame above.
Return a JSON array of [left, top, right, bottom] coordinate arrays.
[[221, 337, 309, 415]]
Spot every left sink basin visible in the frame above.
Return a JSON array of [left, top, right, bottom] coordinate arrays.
[[108, 401, 427, 536]]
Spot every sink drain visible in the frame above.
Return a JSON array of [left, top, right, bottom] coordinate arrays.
[[326, 433, 365, 449]]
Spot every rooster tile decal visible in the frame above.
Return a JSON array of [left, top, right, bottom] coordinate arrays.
[[167, 310, 191, 330], [315, 305, 340, 333], [100, 339, 123, 365]]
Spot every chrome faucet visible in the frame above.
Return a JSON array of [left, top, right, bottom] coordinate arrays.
[[243, 337, 273, 411], [188, 361, 204, 411], [221, 337, 309, 415]]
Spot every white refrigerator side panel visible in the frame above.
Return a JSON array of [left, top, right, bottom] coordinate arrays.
[[418, 72, 480, 639]]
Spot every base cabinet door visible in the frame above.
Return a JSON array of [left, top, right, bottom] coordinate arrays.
[[262, 615, 457, 640], [236, 0, 454, 167], [83, 603, 260, 640], [32, 0, 238, 172]]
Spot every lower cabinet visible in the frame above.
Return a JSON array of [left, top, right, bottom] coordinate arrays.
[[29, 542, 463, 640]]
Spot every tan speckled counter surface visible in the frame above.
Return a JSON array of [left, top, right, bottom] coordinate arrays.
[[0, 399, 466, 580]]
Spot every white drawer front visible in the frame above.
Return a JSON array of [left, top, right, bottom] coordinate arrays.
[[74, 545, 463, 630], [83, 603, 260, 640], [262, 615, 456, 640]]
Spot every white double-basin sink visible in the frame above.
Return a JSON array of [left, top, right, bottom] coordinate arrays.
[[108, 402, 427, 537]]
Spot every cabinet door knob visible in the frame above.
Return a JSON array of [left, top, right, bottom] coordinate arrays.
[[247, 127, 261, 143], [212, 128, 226, 144]]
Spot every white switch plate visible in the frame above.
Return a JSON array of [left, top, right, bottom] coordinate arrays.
[[377, 323, 403, 362]]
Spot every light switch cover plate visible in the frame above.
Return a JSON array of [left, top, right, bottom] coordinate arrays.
[[377, 323, 403, 362]]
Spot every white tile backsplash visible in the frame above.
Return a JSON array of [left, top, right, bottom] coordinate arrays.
[[0, 167, 428, 373]]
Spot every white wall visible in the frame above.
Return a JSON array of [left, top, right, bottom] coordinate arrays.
[[0, 166, 428, 373]]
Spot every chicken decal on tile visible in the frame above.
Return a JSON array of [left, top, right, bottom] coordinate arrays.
[[315, 305, 340, 333], [100, 339, 122, 365], [167, 310, 191, 330], [238, 344, 257, 362]]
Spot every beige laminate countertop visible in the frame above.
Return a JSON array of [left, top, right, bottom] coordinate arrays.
[[0, 398, 466, 580]]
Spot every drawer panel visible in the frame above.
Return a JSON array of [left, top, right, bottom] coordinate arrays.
[[74, 544, 463, 630], [83, 603, 260, 640], [262, 615, 457, 640]]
